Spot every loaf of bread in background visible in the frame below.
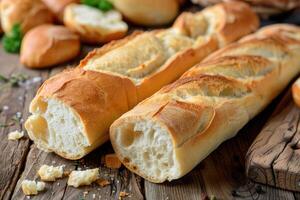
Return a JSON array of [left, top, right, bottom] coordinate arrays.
[[110, 24, 300, 183], [191, 0, 300, 16], [0, 0, 54, 34], [42, 0, 79, 22], [20, 25, 80, 68], [25, 2, 258, 160], [111, 0, 180, 26], [63, 3, 128, 44]]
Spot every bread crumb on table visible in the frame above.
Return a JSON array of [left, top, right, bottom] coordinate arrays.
[[8, 130, 24, 140], [38, 165, 64, 181], [67, 168, 99, 187], [105, 154, 122, 169], [119, 191, 129, 200], [21, 180, 45, 195], [96, 178, 111, 187]]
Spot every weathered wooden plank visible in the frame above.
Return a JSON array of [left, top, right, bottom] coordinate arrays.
[[246, 90, 300, 192], [234, 181, 296, 200], [12, 143, 143, 200], [0, 47, 49, 200]]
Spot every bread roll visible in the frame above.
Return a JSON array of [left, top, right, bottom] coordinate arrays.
[[292, 77, 300, 107], [63, 3, 128, 44], [20, 25, 80, 68], [42, 0, 79, 22], [110, 24, 300, 183], [111, 0, 179, 26], [25, 2, 258, 160], [191, 0, 300, 16], [0, 0, 54, 34]]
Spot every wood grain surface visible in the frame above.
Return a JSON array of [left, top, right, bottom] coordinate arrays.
[[246, 89, 300, 192]]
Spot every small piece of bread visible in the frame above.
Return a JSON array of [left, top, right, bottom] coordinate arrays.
[[96, 178, 110, 187], [21, 180, 45, 195], [42, 0, 79, 22], [104, 154, 122, 169], [20, 24, 80, 68], [111, 0, 179, 26], [67, 168, 99, 187], [8, 130, 24, 140], [63, 3, 128, 44], [0, 0, 54, 34], [38, 165, 64, 181], [292, 77, 300, 107]]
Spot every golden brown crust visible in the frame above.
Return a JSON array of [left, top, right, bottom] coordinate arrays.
[[20, 25, 80, 68], [110, 24, 300, 182], [0, 0, 54, 34]]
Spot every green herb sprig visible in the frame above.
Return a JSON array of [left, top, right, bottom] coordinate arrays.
[[2, 24, 22, 53], [81, 0, 113, 11], [0, 73, 28, 88], [0, 112, 22, 128]]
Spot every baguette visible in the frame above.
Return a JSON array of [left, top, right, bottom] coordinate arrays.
[[25, 2, 258, 160], [110, 24, 300, 183]]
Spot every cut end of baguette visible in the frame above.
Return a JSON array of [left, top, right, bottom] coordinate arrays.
[[25, 97, 89, 160], [111, 119, 180, 183]]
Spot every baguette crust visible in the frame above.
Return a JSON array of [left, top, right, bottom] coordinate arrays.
[[42, 0, 79, 22], [0, 0, 54, 34], [110, 24, 300, 183], [20, 25, 81, 68], [26, 2, 258, 160]]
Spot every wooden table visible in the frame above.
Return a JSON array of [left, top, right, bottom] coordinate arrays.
[[1, 8, 300, 200]]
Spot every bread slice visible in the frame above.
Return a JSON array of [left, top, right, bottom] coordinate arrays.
[[63, 3, 128, 44], [25, 2, 258, 160], [110, 24, 300, 183]]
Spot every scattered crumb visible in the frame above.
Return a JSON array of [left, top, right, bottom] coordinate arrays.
[[92, 193, 96, 199], [38, 165, 64, 181], [2, 105, 9, 111], [105, 154, 122, 169], [21, 180, 45, 195], [26, 196, 30, 199], [57, 182, 60, 186], [83, 191, 89, 197], [119, 191, 129, 200], [68, 168, 99, 187], [63, 170, 71, 176], [51, 160, 56, 164], [8, 130, 24, 140], [96, 178, 110, 187]]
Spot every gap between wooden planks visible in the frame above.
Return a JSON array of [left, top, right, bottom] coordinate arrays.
[[246, 89, 300, 192]]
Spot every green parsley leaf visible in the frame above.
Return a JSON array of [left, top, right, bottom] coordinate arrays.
[[98, 0, 113, 11], [2, 24, 22, 53], [81, 0, 113, 11]]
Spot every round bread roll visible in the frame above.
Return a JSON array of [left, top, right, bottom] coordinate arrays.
[[0, 0, 54, 34], [111, 0, 180, 26], [63, 3, 128, 44], [42, 0, 79, 22], [292, 77, 300, 107], [20, 24, 80, 68]]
